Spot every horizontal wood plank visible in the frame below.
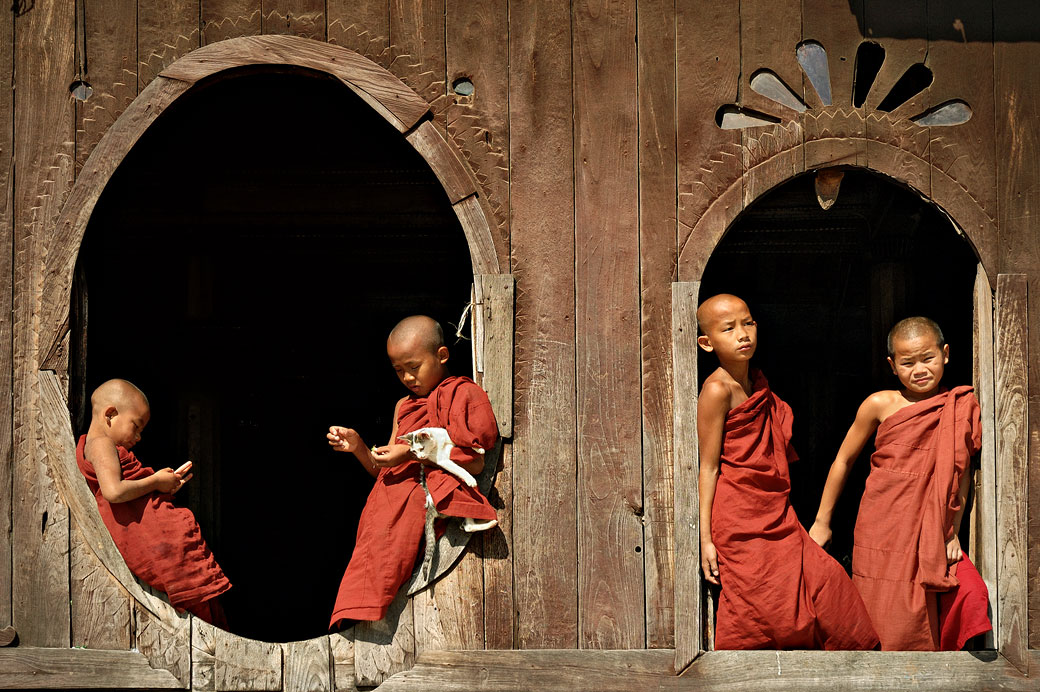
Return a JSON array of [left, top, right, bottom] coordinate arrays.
[[0, 648, 182, 689]]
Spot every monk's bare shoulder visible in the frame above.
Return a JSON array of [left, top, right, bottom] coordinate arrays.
[[699, 370, 738, 415], [859, 390, 903, 423], [84, 434, 117, 464]]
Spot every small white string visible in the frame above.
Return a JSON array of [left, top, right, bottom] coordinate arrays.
[[453, 300, 475, 341]]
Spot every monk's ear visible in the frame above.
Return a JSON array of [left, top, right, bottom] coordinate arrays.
[[697, 334, 714, 353], [436, 345, 449, 364], [886, 356, 897, 375], [103, 405, 118, 426], [942, 344, 950, 364]]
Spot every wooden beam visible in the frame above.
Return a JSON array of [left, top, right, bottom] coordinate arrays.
[[451, 194, 501, 276], [672, 282, 701, 670], [192, 617, 281, 691], [476, 274, 514, 437], [406, 119, 479, 204], [0, 0, 13, 632], [0, 648, 182, 689], [282, 637, 332, 692], [995, 274, 1029, 672]]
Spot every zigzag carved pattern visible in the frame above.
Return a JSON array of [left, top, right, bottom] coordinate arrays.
[[201, 11, 262, 45], [327, 20, 390, 68], [139, 28, 200, 91], [446, 104, 509, 241], [75, 62, 137, 172]]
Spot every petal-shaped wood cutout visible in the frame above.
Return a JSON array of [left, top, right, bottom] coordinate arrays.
[[797, 41, 832, 106], [715, 105, 782, 129], [877, 63, 933, 112], [750, 70, 808, 112], [853, 41, 885, 108], [911, 99, 973, 126]]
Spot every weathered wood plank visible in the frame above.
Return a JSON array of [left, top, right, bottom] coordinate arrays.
[[11, 0, 75, 647], [0, 0, 13, 631], [675, 1, 741, 281], [138, 0, 200, 90], [477, 274, 514, 437], [389, 0, 447, 124], [413, 546, 485, 657], [354, 590, 415, 687], [406, 119, 478, 204], [508, 0, 577, 649], [202, 0, 262, 45], [638, 0, 677, 649], [451, 194, 501, 276], [330, 631, 358, 692], [672, 282, 701, 670], [327, 0, 390, 68], [573, 0, 643, 650], [135, 603, 190, 687], [262, 0, 325, 40], [192, 617, 281, 691], [970, 264, 997, 650], [69, 522, 132, 650], [0, 648, 182, 689], [282, 636, 331, 692], [378, 650, 676, 692], [482, 441, 513, 649], [994, 274, 1028, 672]]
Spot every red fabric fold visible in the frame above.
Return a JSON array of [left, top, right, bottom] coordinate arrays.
[[76, 436, 230, 620], [712, 371, 879, 650], [329, 376, 498, 628], [852, 386, 989, 650]]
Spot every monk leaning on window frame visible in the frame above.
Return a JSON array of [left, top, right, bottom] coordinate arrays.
[[810, 316, 992, 651], [697, 294, 879, 650]]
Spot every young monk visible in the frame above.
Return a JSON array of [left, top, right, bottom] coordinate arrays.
[[698, 294, 879, 650], [77, 379, 230, 625], [327, 315, 498, 629], [809, 317, 991, 650]]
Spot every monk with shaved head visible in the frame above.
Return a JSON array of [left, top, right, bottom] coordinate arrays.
[[811, 317, 991, 650], [78, 379, 230, 625], [696, 294, 878, 650], [326, 315, 498, 629]]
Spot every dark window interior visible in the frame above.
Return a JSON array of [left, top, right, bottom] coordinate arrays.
[[700, 169, 979, 572], [72, 67, 474, 642]]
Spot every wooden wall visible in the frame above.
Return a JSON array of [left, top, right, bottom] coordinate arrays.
[[1, 0, 1039, 686]]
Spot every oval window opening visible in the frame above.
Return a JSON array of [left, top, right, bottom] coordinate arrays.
[[71, 66, 474, 643], [699, 168, 979, 574]]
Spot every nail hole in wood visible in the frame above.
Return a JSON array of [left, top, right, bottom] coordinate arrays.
[[70, 80, 93, 101]]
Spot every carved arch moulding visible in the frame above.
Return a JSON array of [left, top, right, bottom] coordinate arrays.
[[34, 33, 511, 671]]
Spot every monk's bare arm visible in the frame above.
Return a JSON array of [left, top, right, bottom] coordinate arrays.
[[698, 380, 729, 585], [809, 394, 885, 547], [947, 464, 972, 563], [86, 437, 185, 503]]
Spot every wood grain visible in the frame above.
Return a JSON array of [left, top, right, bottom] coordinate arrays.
[[330, 631, 358, 692], [970, 264, 997, 649], [69, 522, 132, 650], [477, 274, 514, 437], [138, 0, 200, 89], [354, 590, 415, 687], [406, 119, 479, 204], [134, 603, 190, 687], [192, 617, 281, 691], [327, 0, 390, 68], [508, 0, 578, 650], [994, 274, 1028, 672], [451, 194, 501, 276], [0, 647, 182, 689], [672, 282, 701, 670], [202, 0, 262, 45], [413, 546, 484, 657], [11, 0, 75, 647], [573, 0, 643, 650], [262, 0, 325, 40], [389, 0, 447, 124], [638, 0, 677, 649], [482, 441, 513, 649], [282, 637, 332, 692], [0, 0, 12, 631]]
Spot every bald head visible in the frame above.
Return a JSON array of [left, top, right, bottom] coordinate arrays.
[[91, 379, 149, 416], [887, 317, 944, 357], [697, 294, 750, 334], [387, 315, 445, 354]]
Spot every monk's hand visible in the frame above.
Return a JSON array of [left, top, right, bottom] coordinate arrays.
[[946, 535, 963, 565], [701, 541, 720, 585], [328, 426, 362, 453], [808, 521, 832, 549], [153, 468, 185, 494], [371, 443, 413, 468]]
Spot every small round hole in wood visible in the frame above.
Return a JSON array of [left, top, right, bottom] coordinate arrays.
[[452, 78, 475, 96]]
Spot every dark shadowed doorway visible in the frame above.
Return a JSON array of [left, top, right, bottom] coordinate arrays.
[[72, 67, 474, 642], [699, 168, 979, 570]]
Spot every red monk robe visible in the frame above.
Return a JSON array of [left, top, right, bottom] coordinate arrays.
[[712, 371, 879, 650], [852, 386, 991, 650], [329, 375, 498, 628], [76, 436, 230, 623]]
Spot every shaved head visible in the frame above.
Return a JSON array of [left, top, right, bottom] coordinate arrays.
[[387, 315, 445, 354], [887, 317, 944, 357], [697, 294, 749, 334], [91, 379, 149, 415]]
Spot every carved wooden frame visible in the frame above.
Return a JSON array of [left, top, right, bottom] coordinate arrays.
[[31, 34, 513, 689]]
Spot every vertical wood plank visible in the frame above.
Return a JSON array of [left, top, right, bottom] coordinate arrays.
[[327, 0, 390, 68], [573, 0, 643, 650], [482, 442, 513, 649], [970, 264, 997, 650], [330, 631, 358, 692], [508, 0, 577, 650], [390, 0, 447, 122], [261, 0, 325, 41], [413, 548, 485, 657], [192, 618, 282, 691], [354, 590, 415, 687], [638, 0, 677, 649], [202, 0, 262, 45], [672, 282, 701, 671], [135, 604, 190, 687], [0, 0, 13, 631], [11, 0, 76, 648], [70, 523, 132, 649], [477, 274, 513, 437], [994, 274, 1028, 672], [138, 0, 200, 90], [282, 637, 331, 692]]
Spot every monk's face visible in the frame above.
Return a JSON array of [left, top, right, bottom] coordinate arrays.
[[387, 335, 449, 397], [697, 297, 757, 363], [106, 396, 150, 450], [887, 333, 949, 398]]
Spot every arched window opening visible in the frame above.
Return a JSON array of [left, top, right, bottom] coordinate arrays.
[[699, 169, 979, 578], [72, 67, 474, 643]]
